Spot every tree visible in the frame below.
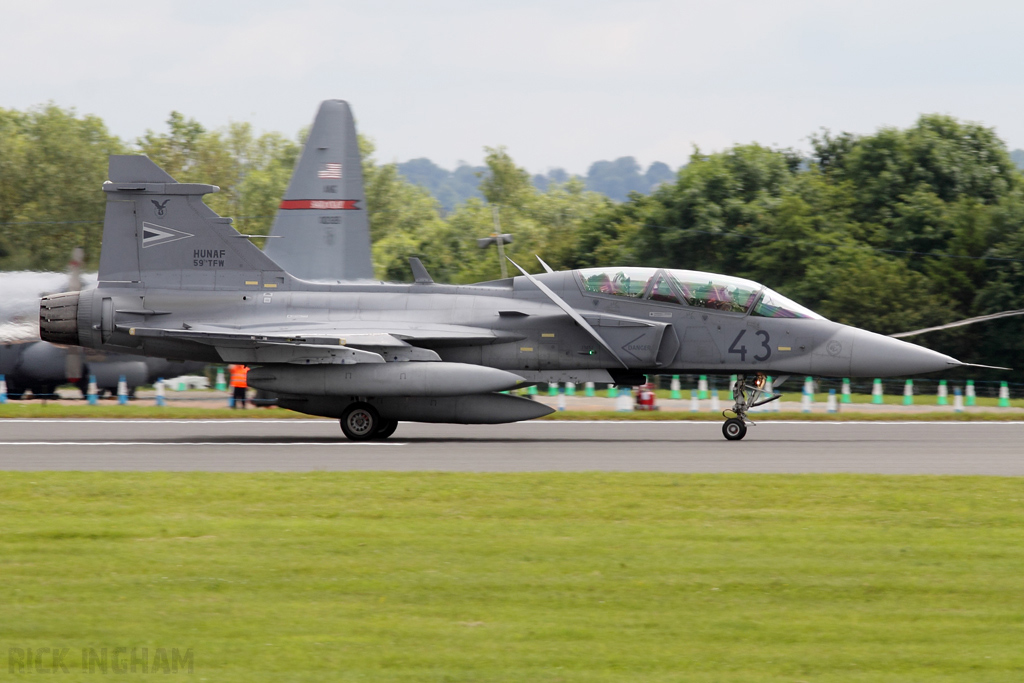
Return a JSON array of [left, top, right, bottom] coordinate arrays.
[[811, 115, 1018, 228], [233, 128, 301, 238], [632, 144, 801, 275], [136, 111, 205, 179], [479, 145, 533, 207], [0, 109, 28, 229], [443, 147, 609, 282], [0, 104, 123, 271], [361, 136, 449, 281], [802, 246, 956, 335]]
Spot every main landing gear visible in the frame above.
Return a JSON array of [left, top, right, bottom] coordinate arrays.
[[339, 402, 399, 441], [721, 373, 781, 441]]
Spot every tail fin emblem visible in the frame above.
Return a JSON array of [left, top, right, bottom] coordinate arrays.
[[142, 222, 194, 248], [151, 199, 170, 216]]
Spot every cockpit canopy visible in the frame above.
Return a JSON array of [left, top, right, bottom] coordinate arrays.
[[577, 267, 823, 319]]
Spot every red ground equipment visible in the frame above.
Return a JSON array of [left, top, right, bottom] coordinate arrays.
[[635, 383, 658, 411]]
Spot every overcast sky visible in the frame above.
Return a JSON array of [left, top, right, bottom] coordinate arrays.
[[2, 0, 1023, 174]]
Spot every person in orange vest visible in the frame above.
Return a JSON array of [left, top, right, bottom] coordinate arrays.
[[229, 364, 249, 409]]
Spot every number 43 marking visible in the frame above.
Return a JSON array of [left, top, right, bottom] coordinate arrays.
[[729, 329, 771, 362]]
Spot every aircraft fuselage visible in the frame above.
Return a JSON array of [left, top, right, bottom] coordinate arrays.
[[61, 270, 956, 384]]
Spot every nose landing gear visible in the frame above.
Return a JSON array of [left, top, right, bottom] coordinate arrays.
[[723, 417, 747, 440], [721, 373, 781, 441]]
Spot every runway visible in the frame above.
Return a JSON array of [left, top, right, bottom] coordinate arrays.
[[0, 419, 1021, 474]]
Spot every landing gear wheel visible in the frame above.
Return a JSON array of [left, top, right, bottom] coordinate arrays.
[[373, 419, 398, 440], [723, 418, 747, 441], [719, 372, 778, 441], [340, 402, 380, 441]]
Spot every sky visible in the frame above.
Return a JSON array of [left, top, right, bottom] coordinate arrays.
[[2, 0, 1024, 175]]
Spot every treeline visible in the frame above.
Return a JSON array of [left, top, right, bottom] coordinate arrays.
[[0, 106, 301, 272], [0, 104, 614, 287], [397, 156, 676, 210], [2, 104, 1023, 366]]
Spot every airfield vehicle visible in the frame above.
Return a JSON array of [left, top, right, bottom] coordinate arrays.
[[38, 151, 978, 440]]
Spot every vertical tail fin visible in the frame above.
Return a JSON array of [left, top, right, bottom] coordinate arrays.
[[263, 99, 375, 281], [99, 155, 289, 291]]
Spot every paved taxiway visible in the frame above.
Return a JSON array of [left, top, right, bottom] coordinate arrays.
[[0, 419, 1020, 474]]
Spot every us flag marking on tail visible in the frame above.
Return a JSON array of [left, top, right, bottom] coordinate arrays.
[[318, 163, 342, 179]]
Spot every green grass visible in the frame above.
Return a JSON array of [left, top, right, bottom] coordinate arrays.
[[0, 403, 318, 419], [2, 473, 1024, 681]]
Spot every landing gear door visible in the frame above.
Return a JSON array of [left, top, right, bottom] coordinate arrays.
[[655, 325, 680, 367], [584, 314, 672, 367]]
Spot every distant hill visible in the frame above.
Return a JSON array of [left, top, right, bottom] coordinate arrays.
[[545, 157, 676, 202], [395, 158, 486, 213], [396, 156, 678, 211], [1011, 149, 1024, 170]]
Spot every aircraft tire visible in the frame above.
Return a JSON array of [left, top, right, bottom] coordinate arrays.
[[372, 419, 398, 440], [722, 418, 747, 441], [340, 402, 381, 441]]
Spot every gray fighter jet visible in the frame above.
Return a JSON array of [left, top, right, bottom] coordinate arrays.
[[39, 152, 987, 440]]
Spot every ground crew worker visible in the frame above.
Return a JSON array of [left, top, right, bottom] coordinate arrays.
[[229, 364, 249, 409]]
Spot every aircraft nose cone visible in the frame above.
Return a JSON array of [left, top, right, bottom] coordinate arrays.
[[850, 329, 960, 377]]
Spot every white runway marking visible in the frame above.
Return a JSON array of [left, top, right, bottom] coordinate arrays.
[[3, 419, 1023, 426], [0, 419, 332, 424], [534, 420, 1024, 426]]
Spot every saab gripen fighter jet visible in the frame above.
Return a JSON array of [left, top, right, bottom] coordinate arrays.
[[39, 152, 985, 441]]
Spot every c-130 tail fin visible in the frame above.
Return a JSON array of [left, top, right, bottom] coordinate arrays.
[[263, 99, 375, 281], [98, 155, 290, 291]]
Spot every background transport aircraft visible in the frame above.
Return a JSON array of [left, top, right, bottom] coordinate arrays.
[[39, 148, 990, 440], [262, 99, 374, 282]]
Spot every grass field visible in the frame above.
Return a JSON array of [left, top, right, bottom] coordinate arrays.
[[0, 403, 315, 419], [2, 473, 1023, 681]]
